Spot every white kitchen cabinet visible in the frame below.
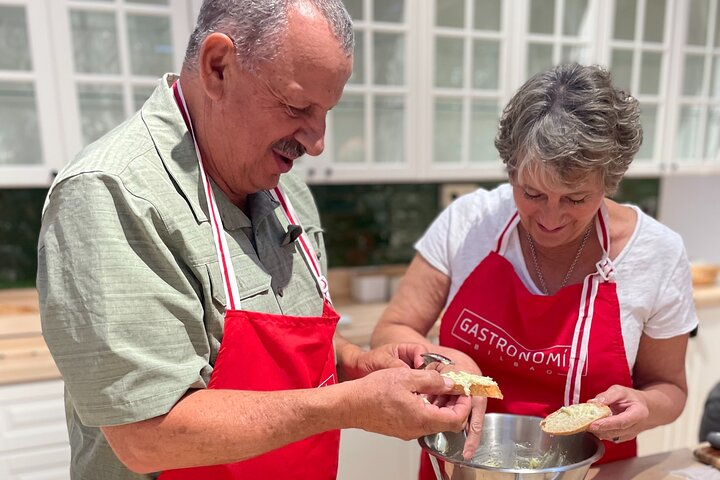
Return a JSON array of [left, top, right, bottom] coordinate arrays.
[[338, 429, 421, 480], [0, 379, 70, 480], [637, 305, 720, 456]]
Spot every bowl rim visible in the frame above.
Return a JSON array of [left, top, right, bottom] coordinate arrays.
[[418, 413, 606, 474]]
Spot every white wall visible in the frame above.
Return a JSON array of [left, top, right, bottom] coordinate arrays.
[[658, 174, 720, 264]]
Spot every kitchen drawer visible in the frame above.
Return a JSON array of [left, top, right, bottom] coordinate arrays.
[[0, 380, 68, 453], [0, 443, 70, 480]]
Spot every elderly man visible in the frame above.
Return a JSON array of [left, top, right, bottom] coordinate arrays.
[[37, 1, 471, 479]]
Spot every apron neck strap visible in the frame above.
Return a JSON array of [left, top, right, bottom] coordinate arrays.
[[172, 80, 331, 309], [270, 187, 332, 303], [173, 80, 241, 309], [494, 202, 616, 281]]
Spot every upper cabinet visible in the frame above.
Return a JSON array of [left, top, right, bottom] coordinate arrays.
[[1, 0, 718, 186], [298, 0, 720, 183], [0, 0, 191, 188]]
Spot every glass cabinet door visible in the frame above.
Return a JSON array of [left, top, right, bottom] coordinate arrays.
[[673, 0, 720, 166], [429, 0, 507, 174], [0, 0, 62, 186], [299, 0, 414, 183], [49, 0, 190, 164]]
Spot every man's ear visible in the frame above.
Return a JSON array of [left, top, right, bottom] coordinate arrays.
[[197, 32, 236, 101]]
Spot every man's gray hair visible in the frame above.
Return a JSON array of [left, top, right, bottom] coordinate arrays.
[[495, 63, 642, 195], [184, 0, 354, 73]]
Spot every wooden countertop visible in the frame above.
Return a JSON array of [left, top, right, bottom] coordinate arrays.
[[2, 282, 720, 385], [589, 447, 716, 479]]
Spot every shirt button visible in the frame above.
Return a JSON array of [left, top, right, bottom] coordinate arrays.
[[277, 288, 284, 297]]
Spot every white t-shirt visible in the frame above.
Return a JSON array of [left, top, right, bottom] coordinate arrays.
[[416, 183, 698, 370]]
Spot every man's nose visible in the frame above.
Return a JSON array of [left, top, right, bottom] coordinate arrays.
[[297, 112, 327, 156]]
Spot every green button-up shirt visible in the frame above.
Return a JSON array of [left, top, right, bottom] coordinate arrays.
[[37, 74, 328, 480]]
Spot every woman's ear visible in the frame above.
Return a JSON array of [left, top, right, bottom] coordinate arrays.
[[197, 32, 236, 101]]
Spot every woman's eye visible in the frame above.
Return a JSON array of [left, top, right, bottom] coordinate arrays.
[[568, 197, 587, 205], [523, 191, 543, 200]]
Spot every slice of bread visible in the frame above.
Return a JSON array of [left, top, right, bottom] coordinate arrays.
[[540, 403, 612, 435], [441, 371, 503, 399]]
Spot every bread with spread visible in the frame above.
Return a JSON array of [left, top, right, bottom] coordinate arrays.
[[441, 371, 503, 399], [540, 402, 612, 435]]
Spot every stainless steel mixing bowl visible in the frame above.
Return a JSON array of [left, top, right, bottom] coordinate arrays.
[[419, 413, 604, 480]]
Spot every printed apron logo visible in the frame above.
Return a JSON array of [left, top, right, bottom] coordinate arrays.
[[450, 308, 587, 376]]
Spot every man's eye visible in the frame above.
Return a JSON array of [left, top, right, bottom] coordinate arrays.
[[285, 104, 309, 117]]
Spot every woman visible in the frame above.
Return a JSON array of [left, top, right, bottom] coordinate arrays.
[[371, 64, 697, 475]]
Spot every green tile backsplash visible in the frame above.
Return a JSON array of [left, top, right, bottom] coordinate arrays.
[[0, 177, 660, 288]]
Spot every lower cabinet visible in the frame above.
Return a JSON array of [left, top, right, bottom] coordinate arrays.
[[637, 305, 720, 456], [338, 429, 421, 480], [0, 379, 70, 480]]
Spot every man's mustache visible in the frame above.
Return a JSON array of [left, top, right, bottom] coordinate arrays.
[[273, 139, 306, 159]]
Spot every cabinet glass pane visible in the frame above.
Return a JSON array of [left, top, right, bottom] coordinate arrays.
[[436, 0, 465, 28], [613, 0, 636, 41], [563, 0, 589, 36], [373, 33, 404, 85], [529, 0, 555, 34], [127, 15, 173, 76], [373, 96, 404, 163], [77, 84, 125, 145], [349, 31, 365, 84], [373, 0, 404, 23], [472, 40, 499, 89], [643, 0, 665, 43], [561, 44, 589, 64], [527, 43, 553, 77], [133, 85, 155, 111], [686, 0, 710, 46], [474, 0, 501, 31], [610, 49, 633, 93], [470, 100, 498, 163], [435, 37, 464, 88], [0, 6, 32, 71], [711, 55, 720, 98], [716, 3, 720, 47], [433, 98, 462, 163], [0, 83, 42, 165], [639, 51, 661, 95], [637, 104, 656, 160], [682, 54, 705, 96], [70, 11, 120, 74], [333, 94, 365, 164], [675, 106, 702, 159], [706, 107, 719, 159], [344, 0, 363, 20], [126, 0, 169, 4]]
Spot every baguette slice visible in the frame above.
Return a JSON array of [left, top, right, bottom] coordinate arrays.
[[540, 403, 612, 435], [441, 371, 503, 399]]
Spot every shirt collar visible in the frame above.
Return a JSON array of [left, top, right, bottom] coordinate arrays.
[[140, 74, 281, 229]]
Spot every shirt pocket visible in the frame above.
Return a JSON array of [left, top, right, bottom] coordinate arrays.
[[205, 258, 272, 309]]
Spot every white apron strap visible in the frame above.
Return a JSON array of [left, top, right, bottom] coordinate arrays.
[[564, 202, 614, 405], [174, 81, 241, 310], [494, 211, 520, 255], [270, 187, 332, 304]]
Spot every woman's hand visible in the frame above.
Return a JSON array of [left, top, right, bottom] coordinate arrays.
[[354, 342, 430, 376], [423, 348, 489, 460], [587, 385, 650, 443]]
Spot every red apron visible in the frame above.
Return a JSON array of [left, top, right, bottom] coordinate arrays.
[[419, 206, 636, 479], [159, 82, 340, 480]]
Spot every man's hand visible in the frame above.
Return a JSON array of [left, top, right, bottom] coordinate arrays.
[[345, 367, 472, 440]]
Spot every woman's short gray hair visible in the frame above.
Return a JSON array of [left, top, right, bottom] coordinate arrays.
[[495, 63, 642, 195], [184, 0, 354, 73]]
